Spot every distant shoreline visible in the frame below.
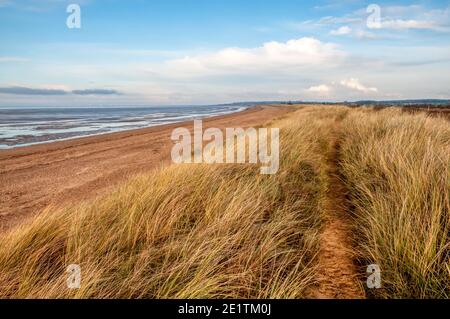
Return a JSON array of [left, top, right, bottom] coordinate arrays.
[[0, 105, 249, 150]]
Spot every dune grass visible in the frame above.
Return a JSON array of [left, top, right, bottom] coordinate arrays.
[[0, 107, 347, 298], [0, 105, 447, 299], [339, 108, 449, 298]]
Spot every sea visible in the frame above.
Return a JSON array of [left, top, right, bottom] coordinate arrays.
[[0, 105, 247, 149]]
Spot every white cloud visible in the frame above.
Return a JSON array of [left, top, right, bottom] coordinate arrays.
[[316, 15, 363, 26], [307, 84, 331, 94], [6, 34, 450, 105], [306, 79, 379, 98], [330, 26, 352, 35], [380, 19, 437, 30], [164, 37, 345, 77], [380, 5, 450, 31], [302, 4, 450, 34], [376, 5, 450, 32], [340, 78, 378, 93]]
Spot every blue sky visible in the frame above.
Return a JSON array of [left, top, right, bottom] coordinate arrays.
[[0, 0, 449, 106]]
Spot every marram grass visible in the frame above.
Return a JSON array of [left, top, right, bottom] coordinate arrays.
[[0, 107, 344, 298], [0, 106, 448, 299]]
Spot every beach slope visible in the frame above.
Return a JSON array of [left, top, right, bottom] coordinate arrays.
[[0, 105, 293, 231]]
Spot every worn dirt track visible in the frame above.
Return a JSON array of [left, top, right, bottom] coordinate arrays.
[[311, 120, 365, 299], [0, 105, 293, 232]]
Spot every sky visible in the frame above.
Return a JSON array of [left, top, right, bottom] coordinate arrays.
[[0, 0, 449, 106]]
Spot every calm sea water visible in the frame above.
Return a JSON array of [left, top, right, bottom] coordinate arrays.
[[0, 105, 247, 149]]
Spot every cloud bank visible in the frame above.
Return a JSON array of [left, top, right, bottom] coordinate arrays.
[[306, 79, 379, 98], [72, 89, 121, 95], [330, 26, 352, 36], [0, 86, 68, 95], [340, 78, 378, 93], [307, 84, 331, 94], [0, 86, 121, 96], [164, 37, 346, 77]]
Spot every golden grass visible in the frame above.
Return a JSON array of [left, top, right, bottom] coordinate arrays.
[[340, 108, 449, 298], [0, 107, 346, 298], [0, 105, 447, 299]]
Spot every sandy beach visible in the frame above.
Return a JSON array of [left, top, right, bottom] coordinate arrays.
[[0, 105, 293, 231]]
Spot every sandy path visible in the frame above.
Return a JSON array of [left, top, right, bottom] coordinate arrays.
[[312, 121, 365, 299], [0, 105, 293, 232]]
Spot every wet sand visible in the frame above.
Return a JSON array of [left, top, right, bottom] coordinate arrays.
[[0, 105, 293, 231]]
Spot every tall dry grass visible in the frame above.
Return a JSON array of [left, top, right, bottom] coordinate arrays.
[[0, 107, 345, 298], [2, 105, 446, 299], [340, 108, 449, 298]]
